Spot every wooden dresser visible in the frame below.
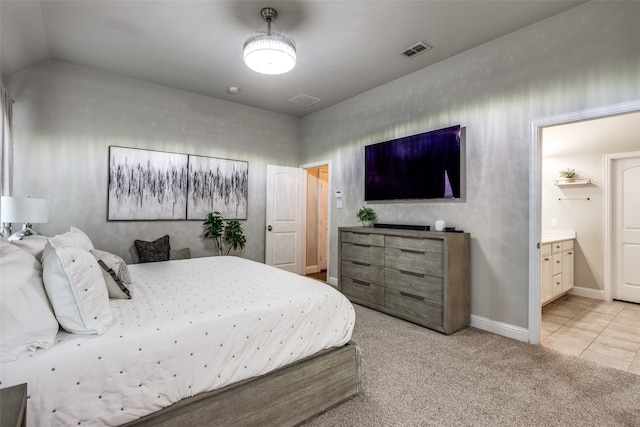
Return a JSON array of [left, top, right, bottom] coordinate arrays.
[[338, 227, 470, 334], [0, 383, 27, 427]]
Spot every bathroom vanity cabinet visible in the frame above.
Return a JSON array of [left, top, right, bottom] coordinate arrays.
[[541, 238, 575, 305]]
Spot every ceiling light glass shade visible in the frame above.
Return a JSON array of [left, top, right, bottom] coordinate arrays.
[[243, 33, 296, 75]]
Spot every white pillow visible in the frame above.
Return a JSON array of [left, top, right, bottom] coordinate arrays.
[[42, 242, 112, 335], [49, 226, 94, 251], [10, 235, 49, 262], [0, 240, 59, 362], [91, 249, 133, 299]]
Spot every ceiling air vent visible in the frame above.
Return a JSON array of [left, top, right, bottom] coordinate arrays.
[[399, 41, 433, 59], [288, 94, 321, 107]]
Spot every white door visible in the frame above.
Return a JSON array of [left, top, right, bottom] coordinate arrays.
[[265, 165, 303, 274], [318, 167, 329, 271], [613, 156, 640, 303]]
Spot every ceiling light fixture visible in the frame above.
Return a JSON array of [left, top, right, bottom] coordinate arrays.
[[243, 7, 296, 75]]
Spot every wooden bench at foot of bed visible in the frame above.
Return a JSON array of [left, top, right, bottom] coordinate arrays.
[[123, 342, 361, 427]]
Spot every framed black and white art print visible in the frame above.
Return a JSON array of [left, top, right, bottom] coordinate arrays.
[[108, 147, 188, 220], [187, 155, 248, 220]]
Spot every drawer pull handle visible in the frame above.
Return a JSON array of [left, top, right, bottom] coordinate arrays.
[[400, 270, 425, 278], [567, 252, 573, 255], [352, 279, 371, 286], [400, 291, 425, 301], [353, 243, 371, 248], [352, 261, 371, 267], [556, 260, 561, 264], [400, 249, 425, 255], [543, 257, 550, 261]]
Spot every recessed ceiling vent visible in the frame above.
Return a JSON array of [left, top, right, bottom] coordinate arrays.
[[399, 41, 432, 58], [288, 94, 321, 107]]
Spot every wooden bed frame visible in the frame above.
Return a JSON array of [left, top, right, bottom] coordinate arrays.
[[123, 342, 361, 427]]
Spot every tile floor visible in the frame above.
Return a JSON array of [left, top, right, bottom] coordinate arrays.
[[541, 294, 640, 375]]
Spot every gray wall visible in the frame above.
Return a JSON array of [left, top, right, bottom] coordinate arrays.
[[5, 2, 639, 331], [6, 60, 299, 263], [298, 2, 640, 328]]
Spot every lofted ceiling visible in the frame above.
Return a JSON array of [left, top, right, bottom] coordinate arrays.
[[1, 1, 584, 117]]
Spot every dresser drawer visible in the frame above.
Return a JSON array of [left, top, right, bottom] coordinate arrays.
[[385, 289, 443, 327], [342, 260, 384, 286], [385, 236, 442, 254], [385, 247, 443, 277], [384, 268, 443, 301], [341, 277, 385, 306], [342, 242, 384, 265], [562, 240, 574, 251], [541, 243, 551, 257], [341, 231, 385, 246], [552, 273, 563, 297], [552, 253, 562, 276], [551, 241, 564, 254]]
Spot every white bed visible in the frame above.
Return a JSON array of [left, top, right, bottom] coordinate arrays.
[[0, 252, 356, 426]]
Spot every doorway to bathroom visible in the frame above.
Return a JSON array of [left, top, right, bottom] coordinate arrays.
[[528, 101, 640, 345]]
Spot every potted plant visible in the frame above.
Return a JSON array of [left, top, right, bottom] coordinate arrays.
[[203, 211, 225, 254], [357, 206, 377, 226], [223, 220, 246, 255], [559, 168, 577, 181], [203, 211, 246, 255]]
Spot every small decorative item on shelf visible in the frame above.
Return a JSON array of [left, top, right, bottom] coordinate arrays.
[[559, 168, 577, 181], [356, 206, 377, 227]]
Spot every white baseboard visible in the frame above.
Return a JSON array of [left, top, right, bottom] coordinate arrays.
[[470, 314, 529, 343], [569, 286, 605, 301], [305, 265, 320, 275], [469, 288, 605, 343], [327, 276, 338, 287]]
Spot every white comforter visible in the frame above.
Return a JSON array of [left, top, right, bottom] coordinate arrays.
[[0, 256, 355, 426]]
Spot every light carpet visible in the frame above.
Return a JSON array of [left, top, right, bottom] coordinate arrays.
[[305, 304, 640, 426]]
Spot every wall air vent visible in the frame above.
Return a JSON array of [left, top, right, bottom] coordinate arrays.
[[399, 41, 433, 58], [288, 94, 321, 107]]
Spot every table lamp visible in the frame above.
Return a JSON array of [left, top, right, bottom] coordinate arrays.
[[1, 196, 52, 241]]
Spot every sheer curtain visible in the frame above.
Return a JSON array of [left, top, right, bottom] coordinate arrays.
[[1, 82, 14, 237]]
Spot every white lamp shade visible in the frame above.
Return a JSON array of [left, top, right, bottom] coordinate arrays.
[[243, 33, 296, 75], [1, 196, 52, 224]]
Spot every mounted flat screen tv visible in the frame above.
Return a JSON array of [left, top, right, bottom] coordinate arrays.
[[365, 125, 463, 201]]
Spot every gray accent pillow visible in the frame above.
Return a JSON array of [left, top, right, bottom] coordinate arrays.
[[134, 235, 170, 263], [91, 249, 133, 299], [169, 248, 191, 260]]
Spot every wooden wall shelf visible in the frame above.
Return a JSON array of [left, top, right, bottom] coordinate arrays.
[[554, 178, 591, 186]]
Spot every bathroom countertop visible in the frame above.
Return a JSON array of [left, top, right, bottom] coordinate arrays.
[[541, 236, 574, 244], [541, 229, 576, 244]]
